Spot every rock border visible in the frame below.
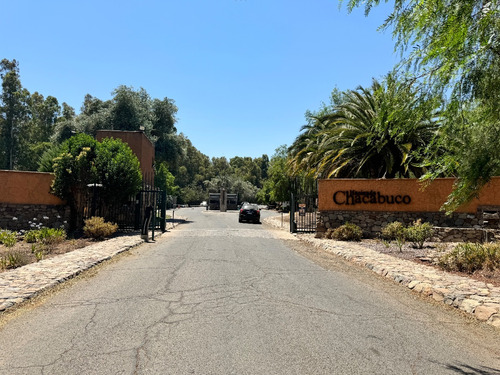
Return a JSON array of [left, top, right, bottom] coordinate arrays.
[[263, 215, 500, 329]]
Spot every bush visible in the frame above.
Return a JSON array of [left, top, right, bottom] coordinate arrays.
[[381, 221, 406, 241], [483, 243, 500, 271], [323, 228, 335, 239], [24, 228, 66, 245], [0, 230, 17, 248], [0, 251, 29, 269], [405, 219, 434, 249], [24, 230, 39, 243], [438, 242, 500, 274], [331, 223, 363, 241], [83, 217, 118, 240]]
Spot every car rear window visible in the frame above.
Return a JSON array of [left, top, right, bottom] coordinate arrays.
[[243, 204, 259, 210]]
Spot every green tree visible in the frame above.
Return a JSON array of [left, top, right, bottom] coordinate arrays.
[[342, 0, 500, 208], [109, 86, 151, 132], [17, 92, 61, 170], [154, 161, 179, 196], [290, 76, 440, 179], [46, 134, 142, 230], [230, 156, 262, 187], [258, 145, 291, 204], [94, 137, 143, 205], [49, 134, 98, 230], [342, 0, 500, 106], [0, 59, 29, 169]]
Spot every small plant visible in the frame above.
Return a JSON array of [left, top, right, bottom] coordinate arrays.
[[381, 221, 407, 252], [323, 228, 335, 239], [405, 219, 434, 249], [0, 230, 17, 248], [482, 243, 500, 271], [24, 230, 39, 243], [25, 228, 66, 245], [31, 243, 47, 261], [83, 217, 118, 240], [381, 239, 391, 248], [381, 221, 406, 241], [437, 242, 495, 274], [34, 249, 44, 262], [394, 234, 406, 253], [331, 222, 363, 241], [0, 251, 29, 270], [39, 228, 66, 245]]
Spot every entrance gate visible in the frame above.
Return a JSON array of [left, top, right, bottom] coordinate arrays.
[[290, 179, 318, 233], [82, 187, 166, 233]]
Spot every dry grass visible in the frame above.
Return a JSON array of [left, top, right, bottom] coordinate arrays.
[[359, 239, 500, 287]]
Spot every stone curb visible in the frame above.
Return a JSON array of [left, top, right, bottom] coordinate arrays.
[[0, 215, 189, 313], [0, 234, 145, 312], [263, 215, 500, 329]]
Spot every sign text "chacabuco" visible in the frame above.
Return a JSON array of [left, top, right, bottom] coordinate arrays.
[[333, 190, 412, 206]]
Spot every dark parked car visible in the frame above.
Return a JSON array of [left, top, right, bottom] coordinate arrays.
[[239, 203, 260, 223]]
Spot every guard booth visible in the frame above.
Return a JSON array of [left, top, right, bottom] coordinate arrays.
[[208, 192, 238, 210], [227, 194, 238, 210], [209, 193, 220, 210]]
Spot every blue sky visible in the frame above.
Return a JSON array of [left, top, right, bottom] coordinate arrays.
[[2, 0, 398, 160]]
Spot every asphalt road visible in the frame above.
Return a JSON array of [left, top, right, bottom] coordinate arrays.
[[0, 207, 499, 374]]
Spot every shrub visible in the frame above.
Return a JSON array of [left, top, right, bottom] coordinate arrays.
[[323, 228, 335, 239], [31, 243, 46, 261], [381, 221, 406, 241], [437, 242, 500, 274], [405, 219, 434, 249], [83, 217, 118, 240], [0, 251, 29, 269], [381, 221, 407, 252], [0, 230, 17, 248], [331, 223, 363, 241], [483, 243, 500, 271], [39, 228, 66, 245], [24, 230, 39, 243], [24, 228, 66, 246]]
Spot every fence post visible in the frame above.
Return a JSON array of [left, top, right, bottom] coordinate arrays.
[[134, 192, 142, 230], [290, 192, 297, 233], [160, 190, 166, 232], [141, 206, 153, 241]]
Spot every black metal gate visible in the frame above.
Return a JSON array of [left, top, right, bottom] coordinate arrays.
[[82, 187, 166, 232], [290, 179, 318, 233]]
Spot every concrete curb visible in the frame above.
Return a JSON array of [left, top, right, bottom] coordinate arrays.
[[263, 215, 500, 329]]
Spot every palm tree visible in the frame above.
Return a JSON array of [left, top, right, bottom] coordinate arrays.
[[289, 75, 441, 179]]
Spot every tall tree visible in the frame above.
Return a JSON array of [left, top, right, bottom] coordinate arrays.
[[342, 0, 500, 208], [258, 145, 292, 204], [343, 0, 500, 105], [290, 76, 441, 179], [0, 59, 29, 169]]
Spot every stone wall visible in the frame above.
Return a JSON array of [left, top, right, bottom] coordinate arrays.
[[0, 203, 70, 231], [318, 209, 500, 242]]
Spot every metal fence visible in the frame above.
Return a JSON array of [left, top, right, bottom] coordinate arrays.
[[290, 179, 318, 234], [81, 180, 166, 232]]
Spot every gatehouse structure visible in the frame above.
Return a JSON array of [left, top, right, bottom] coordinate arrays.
[[318, 178, 500, 242]]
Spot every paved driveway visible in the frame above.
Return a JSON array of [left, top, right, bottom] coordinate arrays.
[[0, 208, 499, 374]]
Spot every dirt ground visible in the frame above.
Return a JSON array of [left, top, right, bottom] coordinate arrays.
[[0, 238, 93, 272]]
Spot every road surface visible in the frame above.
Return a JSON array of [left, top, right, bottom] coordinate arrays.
[[0, 207, 499, 374]]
